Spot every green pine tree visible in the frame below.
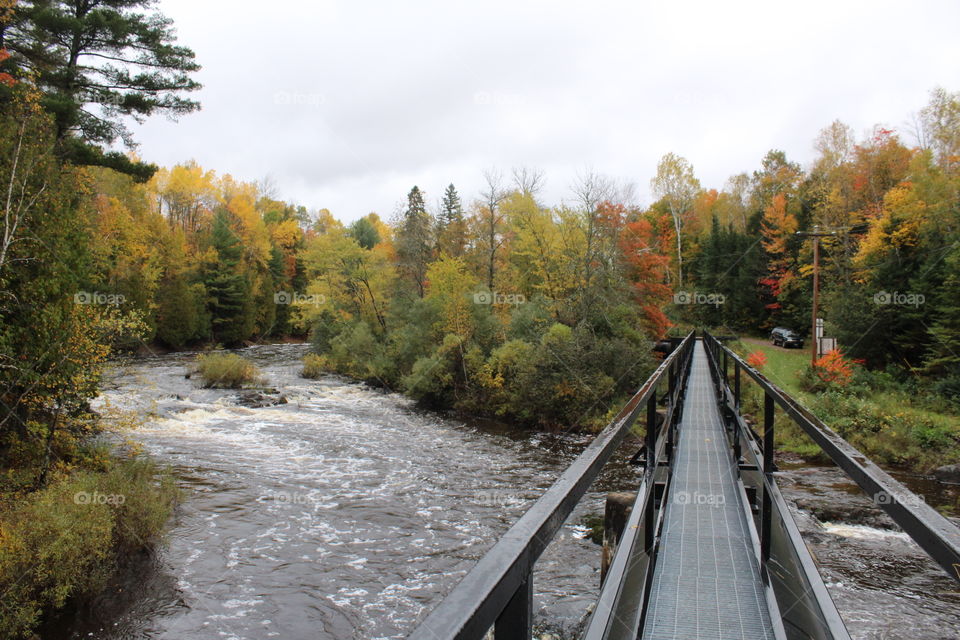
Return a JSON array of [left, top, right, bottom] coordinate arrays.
[[204, 210, 254, 345], [348, 217, 380, 250], [396, 186, 433, 297], [5, 0, 201, 180], [437, 183, 466, 256], [925, 244, 960, 376]]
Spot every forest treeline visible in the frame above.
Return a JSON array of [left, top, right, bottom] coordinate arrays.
[[70, 86, 960, 428]]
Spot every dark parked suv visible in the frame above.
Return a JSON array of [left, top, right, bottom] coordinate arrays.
[[770, 327, 804, 348]]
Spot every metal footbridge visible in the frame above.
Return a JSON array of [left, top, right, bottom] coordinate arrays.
[[641, 342, 774, 639], [409, 332, 960, 640]]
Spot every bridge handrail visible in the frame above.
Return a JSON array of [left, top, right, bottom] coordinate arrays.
[[703, 331, 960, 585], [407, 331, 696, 640], [702, 333, 849, 640]]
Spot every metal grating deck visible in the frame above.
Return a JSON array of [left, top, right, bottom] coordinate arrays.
[[641, 341, 775, 640]]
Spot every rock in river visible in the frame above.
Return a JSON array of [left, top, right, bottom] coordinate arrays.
[[236, 390, 288, 408]]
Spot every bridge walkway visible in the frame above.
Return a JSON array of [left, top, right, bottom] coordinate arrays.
[[640, 341, 775, 640]]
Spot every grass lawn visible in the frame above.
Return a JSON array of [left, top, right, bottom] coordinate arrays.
[[734, 337, 809, 395], [727, 336, 960, 473]]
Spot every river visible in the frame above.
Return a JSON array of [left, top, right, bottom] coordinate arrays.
[[53, 343, 960, 639]]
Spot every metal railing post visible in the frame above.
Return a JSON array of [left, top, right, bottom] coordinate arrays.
[[646, 390, 657, 476], [495, 576, 532, 640], [734, 363, 741, 411], [761, 392, 774, 563], [668, 361, 676, 403], [722, 349, 728, 386], [645, 392, 657, 551]]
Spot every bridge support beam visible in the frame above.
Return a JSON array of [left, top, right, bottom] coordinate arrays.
[[495, 577, 532, 640]]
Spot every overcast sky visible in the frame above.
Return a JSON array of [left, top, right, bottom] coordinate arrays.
[[132, 0, 960, 222]]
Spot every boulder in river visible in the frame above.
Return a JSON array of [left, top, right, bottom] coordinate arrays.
[[933, 464, 960, 485], [236, 390, 288, 408]]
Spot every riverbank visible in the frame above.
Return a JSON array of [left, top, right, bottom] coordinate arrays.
[[0, 454, 178, 639], [731, 336, 960, 482], [131, 334, 309, 358], [303, 317, 661, 434]]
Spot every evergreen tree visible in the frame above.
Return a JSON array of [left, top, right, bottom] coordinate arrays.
[[437, 183, 466, 256], [348, 217, 380, 250], [924, 245, 960, 377], [269, 246, 292, 335], [204, 210, 253, 345], [396, 186, 433, 297], [155, 275, 207, 348], [5, 0, 200, 180]]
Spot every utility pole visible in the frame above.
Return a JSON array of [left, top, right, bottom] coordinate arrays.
[[796, 227, 837, 367]]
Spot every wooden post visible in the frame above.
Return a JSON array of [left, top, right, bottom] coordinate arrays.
[[601, 492, 636, 583]]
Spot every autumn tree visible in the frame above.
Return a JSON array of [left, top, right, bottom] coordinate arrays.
[[570, 170, 614, 315], [752, 150, 802, 209], [149, 162, 217, 231], [916, 87, 960, 170], [0, 89, 146, 479], [760, 193, 799, 312], [650, 153, 700, 287], [620, 210, 672, 336]]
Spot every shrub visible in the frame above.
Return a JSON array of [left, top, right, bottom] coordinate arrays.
[[195, 352, 261, 388], [912, 423, 956, 450], [746, 350, 767, 369], [933, 374, 960, 408], [806, 391, 958, 467], [814, 350, 856, 385], [301, 353, 328, 379], [800, 350, 860, 392], [0, 458, 177, 639]]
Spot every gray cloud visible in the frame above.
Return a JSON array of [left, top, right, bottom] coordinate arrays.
[[132, 0, 960, 221]]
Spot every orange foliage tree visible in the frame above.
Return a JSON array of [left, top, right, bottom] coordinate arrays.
[[620, 212, 673, 338]]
